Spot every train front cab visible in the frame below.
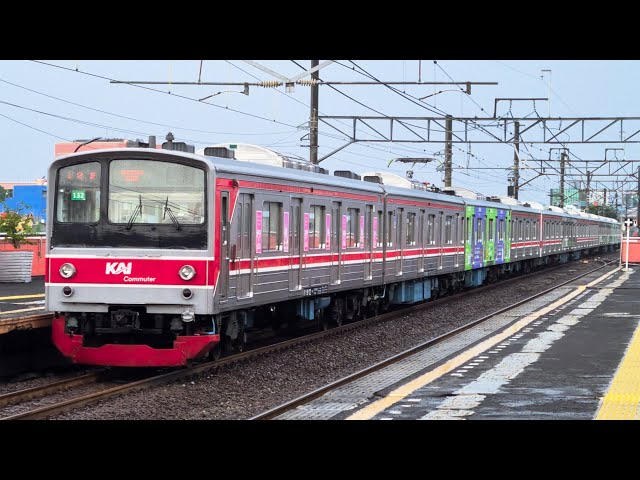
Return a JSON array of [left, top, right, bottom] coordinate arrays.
[[46, 149, 220, 367]]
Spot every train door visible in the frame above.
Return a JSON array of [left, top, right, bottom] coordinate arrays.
[[438, 212, 444, 270], [472, 211, 484, 268], [427, 212, 436, 271], [455, 213, 462, 268], [529, 220, 534, 256], [289, 198, 302, 291], [384, 209, 396, 279], [330, 201, 341, 285], [365, 205, 373, 281], [396, 208, 404, 275], [219, 192, 230, 300], [544, 220, 549, 255], [485, 209, 496, 264], [236, 193, 253, 299], [418, 210, 425, 272]]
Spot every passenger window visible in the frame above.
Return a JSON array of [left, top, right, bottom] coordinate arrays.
[[376, 211, 383, 247], [445, 216, 453, 244], [262, 202, 282, 251], [426, 214, 435, 245], [346, 208, 359, 248], [309, 205, 325, 249], [406, 212, 416, 246], [386, 211, 394, 247]]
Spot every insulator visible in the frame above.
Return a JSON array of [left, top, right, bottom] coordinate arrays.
[[297, 78, 319, 86], [258, 80, 281, 88]]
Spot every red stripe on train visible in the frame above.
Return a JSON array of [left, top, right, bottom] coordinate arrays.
[[216, 178, 381, 203], [229, 247, 464, 271], [47, 257, 208, 286]]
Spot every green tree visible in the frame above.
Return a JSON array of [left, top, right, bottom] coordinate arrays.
[[0, 202, 35, 249], [586, 204, 619, 219], [0, 185, 6, 202]]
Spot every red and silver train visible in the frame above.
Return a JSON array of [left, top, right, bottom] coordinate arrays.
[[46, 141, 620, 367]]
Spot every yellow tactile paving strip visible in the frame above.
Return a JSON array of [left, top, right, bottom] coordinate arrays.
[[348, 266, 621, 421], [596, 321, 640, 420], [348, 286, 589, 420], [0, 294, 44, 301]]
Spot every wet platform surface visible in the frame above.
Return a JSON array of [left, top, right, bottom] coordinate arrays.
[[278, 265, 640, 420], [0, 277, 47, 328]]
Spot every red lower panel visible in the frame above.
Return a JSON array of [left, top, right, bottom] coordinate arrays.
[[621, 239, 640, 263], [52, 317, 219, 367]]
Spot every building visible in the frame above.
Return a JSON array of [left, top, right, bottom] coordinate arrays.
[[0, 179, 47, 226], [549, 188, 586, 208]]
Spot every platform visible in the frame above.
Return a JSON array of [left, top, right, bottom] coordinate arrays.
[[276, 265, 640, 420], [0, 277, 48, 331]]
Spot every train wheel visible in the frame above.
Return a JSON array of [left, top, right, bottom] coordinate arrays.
[[234, 331, 247, 353], [222, 335, 234, 353], [209, 343, 222, 361], [366, 302, 379, 318], [318, 310, 329, 331], [329, 298, 344, 327]]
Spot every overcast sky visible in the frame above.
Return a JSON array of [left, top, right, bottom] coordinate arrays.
[[2, 60, 639, 205]]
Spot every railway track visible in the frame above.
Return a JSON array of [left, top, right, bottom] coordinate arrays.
[[250, 258, 617, 419], [1, 255, 616, 420], [0, 371, 104, 409]]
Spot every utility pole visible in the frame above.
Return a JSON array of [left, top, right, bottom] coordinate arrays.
[[604, 187, 607, 206], [637, 166, 640, 226], [586, 170, 592, 207], [559, 150, 567, 207], [444, 115, 453, 188], [309, 60, 320, 164], [541, 69, 551, 117], [513, 121, 520, 199]]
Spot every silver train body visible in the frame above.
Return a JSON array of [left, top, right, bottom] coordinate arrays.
[[45, 148, 620, 366]]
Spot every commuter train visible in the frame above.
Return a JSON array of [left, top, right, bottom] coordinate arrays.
[[45, 141, 620, 367]]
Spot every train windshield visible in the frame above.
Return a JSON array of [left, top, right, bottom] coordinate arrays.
[[56, 162, 102, 223], [52, 157, 207, 249], [108, 160, 205, 225]]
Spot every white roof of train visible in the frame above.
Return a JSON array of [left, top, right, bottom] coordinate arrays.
[[52, 147, 619, 224]]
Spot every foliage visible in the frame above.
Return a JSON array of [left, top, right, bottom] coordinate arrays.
[[0, 202, 35, 249], [585, 204, 619, 220], [0, 185, 6, 202]]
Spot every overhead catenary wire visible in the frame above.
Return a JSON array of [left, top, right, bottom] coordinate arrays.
[[0, 76, 295, 137], [234, 60, 440, 159], [341, 60, 513, 165], [22, 60, 572, 204], [30, 61, 300, 129], [0, 110, 71, 142], [14, 61, 441, 173]]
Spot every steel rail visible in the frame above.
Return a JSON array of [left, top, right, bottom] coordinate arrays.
[[0, 371, 104, 409], [250, 260, 615, 420]]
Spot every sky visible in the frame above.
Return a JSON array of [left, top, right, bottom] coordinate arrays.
[[2, 60, 640, 207]]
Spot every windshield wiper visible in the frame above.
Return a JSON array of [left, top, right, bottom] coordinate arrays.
[[163, 196, 181, 230], [126, 194, 143, 230]]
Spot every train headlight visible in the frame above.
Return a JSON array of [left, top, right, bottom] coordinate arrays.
[[59, 263, 76, 279], [179, 265, 196, 281]]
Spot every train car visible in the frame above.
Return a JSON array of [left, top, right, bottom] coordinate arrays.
[[45, 141, 620, 367]]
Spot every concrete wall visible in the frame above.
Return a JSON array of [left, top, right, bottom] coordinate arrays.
[[0, 236, 46, 277]]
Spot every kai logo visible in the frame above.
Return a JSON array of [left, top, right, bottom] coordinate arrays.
[[105, 262, 132, 275]]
